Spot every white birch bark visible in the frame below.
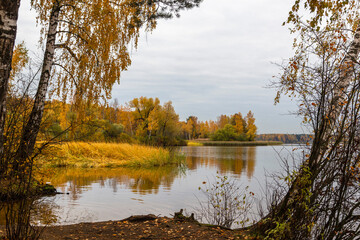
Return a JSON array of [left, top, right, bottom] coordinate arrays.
[[0, 0, 20, 162], [17, 2, 60, 160]]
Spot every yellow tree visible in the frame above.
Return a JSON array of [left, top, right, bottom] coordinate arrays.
[[217, 114, 229, 129], [118, 105, 134, 135], [232, 112, 245, 135], [185, 118, 194, 140], [245, 111, 256, 141], [208, 120, 218, 134], [148, 101, 179, 145], [186, 116, 198, 139], [198, 121, 210, 138], [159, 101, 180, 140], [18, 0, 137, 160], [9, 42, 29, 81], [129, 97, 160, 141], [17, 0, 202, 162]]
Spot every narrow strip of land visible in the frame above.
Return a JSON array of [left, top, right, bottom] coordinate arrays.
[[189, 140, 283, 146]]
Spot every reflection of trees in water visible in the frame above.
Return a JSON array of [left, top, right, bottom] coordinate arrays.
[[246, 147, 256, 178], [48, 166, 181, 199], [42, 147, 257, 201], [0, 198, 58, 230], [184, 146, 256, 177], [30, 199, 59, 225]]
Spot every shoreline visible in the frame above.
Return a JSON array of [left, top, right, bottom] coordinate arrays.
[[1, 214, 250, 240]]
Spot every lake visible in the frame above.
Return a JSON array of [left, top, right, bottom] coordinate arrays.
[[31, 145, 299, 225]]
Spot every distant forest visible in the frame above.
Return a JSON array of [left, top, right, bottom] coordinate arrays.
[[38, 97, 311, 145], [38, 97, 258, 146], [256, 134, 312, 144]]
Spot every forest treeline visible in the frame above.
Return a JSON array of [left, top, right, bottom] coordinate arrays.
[[38, 97, 257, 146], [256, 134, 312, 144]]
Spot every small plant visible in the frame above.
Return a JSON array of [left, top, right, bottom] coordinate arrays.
[[195, 173, 253, 228]]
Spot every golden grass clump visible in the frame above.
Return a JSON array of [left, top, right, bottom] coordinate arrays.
[[39, 142, 181, 168], [186, 141, 204, 146]]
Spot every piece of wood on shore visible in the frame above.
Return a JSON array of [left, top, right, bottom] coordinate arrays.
[[122, 214, 157, 222]]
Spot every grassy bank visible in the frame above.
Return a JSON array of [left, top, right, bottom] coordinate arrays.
[[187, 140, 283, 146], [38, 142, 182, 168]]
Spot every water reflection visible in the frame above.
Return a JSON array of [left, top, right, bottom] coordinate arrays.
[[183, 146, 256, 178], [48, 146, 256, 197], [50, 165, 182, 198], [2, 146, 269, 226], [0, 198, 58, 226]]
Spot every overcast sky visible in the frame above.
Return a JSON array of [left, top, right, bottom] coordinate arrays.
[[17, 0, 306, 134]]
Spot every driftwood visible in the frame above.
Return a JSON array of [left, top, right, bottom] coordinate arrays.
[[122, 214, 157, 222], [121, 210, 197, 224]]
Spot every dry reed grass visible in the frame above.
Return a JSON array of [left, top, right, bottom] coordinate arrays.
[[38, 142, 181, 168]]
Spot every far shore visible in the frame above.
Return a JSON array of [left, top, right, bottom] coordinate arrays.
[[188, 140, 283, 146]]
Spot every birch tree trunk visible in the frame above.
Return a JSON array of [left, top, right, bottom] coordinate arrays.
[[17, 2, 60, 162], [0, 0, 20, 162]]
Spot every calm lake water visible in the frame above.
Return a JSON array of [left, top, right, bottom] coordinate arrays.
[[31, 145, 299, 225]]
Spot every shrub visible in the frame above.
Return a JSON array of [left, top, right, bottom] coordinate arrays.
[[103, 123, 124, 140], [195, 174, 253, 228], [211, 124, 238, 141]]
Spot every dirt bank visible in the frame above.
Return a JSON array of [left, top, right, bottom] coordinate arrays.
[[39, 214, 250, 240]]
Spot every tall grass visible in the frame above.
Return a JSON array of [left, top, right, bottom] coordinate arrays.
[[39, 142, 182, 168]]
